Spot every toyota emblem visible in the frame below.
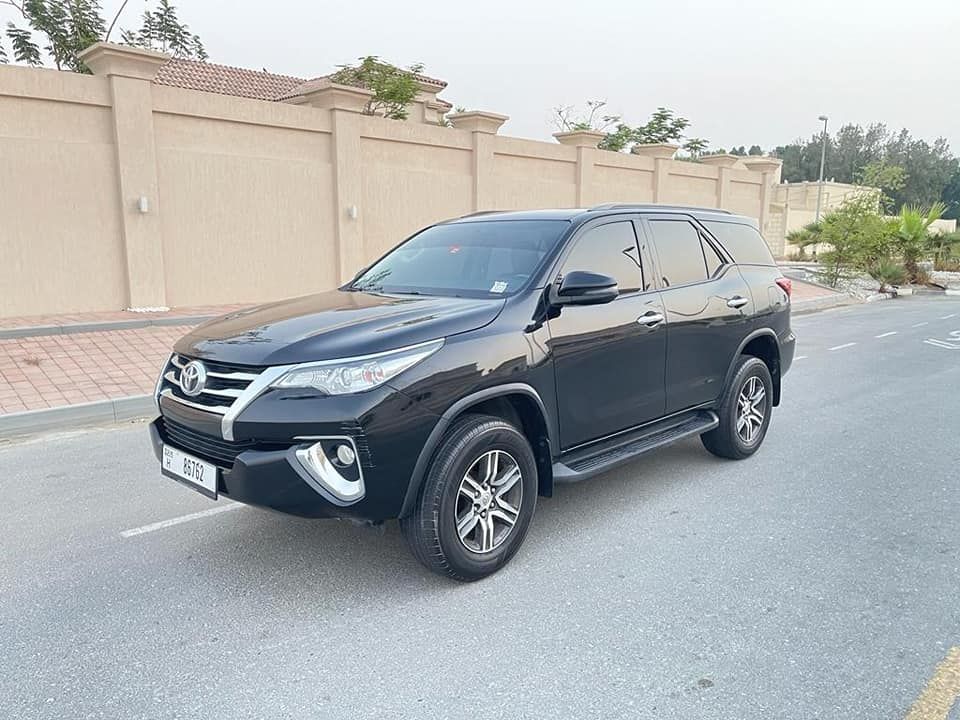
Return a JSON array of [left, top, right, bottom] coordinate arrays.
[[180, 360, 207, 397]]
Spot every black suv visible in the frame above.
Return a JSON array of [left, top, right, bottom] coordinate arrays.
[[151, 204, 795, 580]]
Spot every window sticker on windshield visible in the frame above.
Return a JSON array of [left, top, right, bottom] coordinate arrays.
[[448, 245, 461, 254], [490, 281, 508, 293]]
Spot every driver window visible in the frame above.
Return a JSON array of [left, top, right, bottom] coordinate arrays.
[[560, 222, 644, 294]]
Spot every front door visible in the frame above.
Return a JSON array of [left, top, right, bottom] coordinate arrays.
[[547, 217, 667, 450], [644, 215, 754, 413]]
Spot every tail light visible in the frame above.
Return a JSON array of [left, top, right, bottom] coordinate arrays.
[[775, 277, 792, 298]]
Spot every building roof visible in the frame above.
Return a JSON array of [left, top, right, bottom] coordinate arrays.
[[154, 59, 303, 101], [154, 58, 448, 103]]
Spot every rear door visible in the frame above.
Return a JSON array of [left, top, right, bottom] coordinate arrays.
[[547, 216, 666, 449], [643, 214, 753, 413]]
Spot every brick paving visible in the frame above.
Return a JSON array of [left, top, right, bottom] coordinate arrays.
[[789, 279, 839, 303], [0, 326, 192, 415], [0, 280, 843, 418]]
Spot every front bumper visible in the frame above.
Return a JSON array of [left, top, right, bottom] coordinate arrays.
[[151, 383, 440, 520]]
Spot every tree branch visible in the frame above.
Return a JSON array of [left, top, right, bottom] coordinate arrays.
[[0, 0, 26, 17], [105, 0, 132, 42]]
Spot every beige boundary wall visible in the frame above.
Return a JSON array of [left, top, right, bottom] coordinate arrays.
[[0, 43, 783, 319]]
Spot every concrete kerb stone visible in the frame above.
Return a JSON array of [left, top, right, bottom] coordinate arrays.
[[791, 293, 860, 315], [0, 395, 155, 439], [0, 314, 217, 340]]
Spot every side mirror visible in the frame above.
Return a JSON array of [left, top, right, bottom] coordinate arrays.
[[553, 270, 619, 306]]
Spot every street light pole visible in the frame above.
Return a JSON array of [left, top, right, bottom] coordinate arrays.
[[815, 114, 829, 223]]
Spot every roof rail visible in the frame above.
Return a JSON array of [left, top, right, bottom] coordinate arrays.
[[458, 209, 505, 218], [587, 203, 732, 215]]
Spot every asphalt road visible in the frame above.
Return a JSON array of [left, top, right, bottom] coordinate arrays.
[[2, 297, 959, 720]]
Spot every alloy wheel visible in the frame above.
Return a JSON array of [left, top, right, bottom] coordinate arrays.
[[736, 375, 767, 445], [455, 449, 523, 554]]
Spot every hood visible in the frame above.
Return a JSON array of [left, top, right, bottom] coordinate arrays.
[[175, 289, 506, 366]]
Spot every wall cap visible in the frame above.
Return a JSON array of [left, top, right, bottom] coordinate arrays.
[[282, 79, 374, 112], [699, 154, 740, 167], [447, 111, 509, 134], [553, 129, 606, 148], [742, 157, 783, 173], [78, 42, 169, 80], [631, 142, 680, 159]]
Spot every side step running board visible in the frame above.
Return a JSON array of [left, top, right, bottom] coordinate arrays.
[[552, 411, 719, 483]]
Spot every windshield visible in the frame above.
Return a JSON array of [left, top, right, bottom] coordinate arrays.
[[351, 220, 569, 298]]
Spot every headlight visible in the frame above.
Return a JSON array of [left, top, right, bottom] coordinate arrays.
[[271, 339, 443, 395]]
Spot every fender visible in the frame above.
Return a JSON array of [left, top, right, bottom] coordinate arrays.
[[724, 328, 781, 405], [398, 382, 557, 518]]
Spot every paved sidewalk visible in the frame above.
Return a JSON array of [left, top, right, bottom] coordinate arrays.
[[790, 278, 838, 303], [0, 280, 849, 432], [0, 326, 192, 415]]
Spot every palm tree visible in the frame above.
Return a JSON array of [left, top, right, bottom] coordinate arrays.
[[927, 230, 960, 271], [897, 202, 946, 283]]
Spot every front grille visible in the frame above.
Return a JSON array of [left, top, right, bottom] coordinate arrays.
[[159, 353, 264, 416], [158, 417, 258, 468]]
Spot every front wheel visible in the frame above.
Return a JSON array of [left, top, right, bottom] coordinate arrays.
[[400, 414, 538, 581], [701, 356, 773, 460]]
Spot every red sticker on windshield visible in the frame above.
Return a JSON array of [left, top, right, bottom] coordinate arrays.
[[449, 245, 461, 254]]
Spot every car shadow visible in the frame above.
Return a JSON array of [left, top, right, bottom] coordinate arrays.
[[186, 436, 722, 594]]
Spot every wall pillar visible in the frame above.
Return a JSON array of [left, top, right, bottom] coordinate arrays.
[[554, 130, 605, 207], [743, 158, 783, 238], [79, 42, 169, 309], [716, 167, 731, 209], [290, 80, 375, 283], [630, 144, 679, 204], [701, 155, 739, 210], [448, 111, 508, 211]]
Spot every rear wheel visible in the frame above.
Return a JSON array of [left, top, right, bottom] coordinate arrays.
[[400, 414, 538, 581], [701, 356, 773, 460]]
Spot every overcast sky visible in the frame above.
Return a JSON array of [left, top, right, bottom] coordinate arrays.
[[7, 0, 959, 151]]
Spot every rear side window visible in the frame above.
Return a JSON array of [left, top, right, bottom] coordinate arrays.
[[702, 220, 776, 266], [649, 219, 720, 287], [561, 221, 644, 293]]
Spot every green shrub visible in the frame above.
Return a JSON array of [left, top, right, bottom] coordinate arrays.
[[867, 259, 907, 293]]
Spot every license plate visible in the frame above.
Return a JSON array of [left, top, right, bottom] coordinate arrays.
[[162, 445, 218, 499]]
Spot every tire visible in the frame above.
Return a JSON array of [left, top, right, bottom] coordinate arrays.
[[701, 356, 773, 460], [400, 414, 538, 581]]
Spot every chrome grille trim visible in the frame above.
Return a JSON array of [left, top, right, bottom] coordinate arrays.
[[219, 364, 294, 440], [163, 371, 242, 398], [160, 389, 229, 415], [158, 354, 273, 435]]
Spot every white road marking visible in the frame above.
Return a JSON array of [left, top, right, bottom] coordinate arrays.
[[829, 342, 856, 351], [941, 314, 957, 320], [875, 331, 898, 338], [925, 339, 960, 351], [913, 322, 929, 327], [120, 503, 242, 538]]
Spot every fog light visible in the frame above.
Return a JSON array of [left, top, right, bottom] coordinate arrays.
[[294, 438, 365, 504], [335, 443, 356, 466]]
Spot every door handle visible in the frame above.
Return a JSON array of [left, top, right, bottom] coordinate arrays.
[[637, 312, 664, 327], [726, 296, 749, 309]]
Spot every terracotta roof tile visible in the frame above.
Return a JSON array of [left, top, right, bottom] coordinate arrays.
[[154, 58, 449, 102], [154, 58, 304, 101]]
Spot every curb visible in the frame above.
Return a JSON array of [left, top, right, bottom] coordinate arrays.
[[0, 395, 154, 439], [791, 294, 858, 315], [0, 315, 216, 340]]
